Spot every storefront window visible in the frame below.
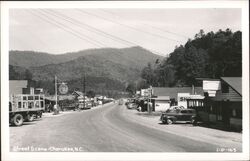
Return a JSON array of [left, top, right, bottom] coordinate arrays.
[[232, 109, 236, 117]]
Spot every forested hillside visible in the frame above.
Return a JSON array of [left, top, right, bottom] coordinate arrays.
[[141, 29, 242, 87], [9, 46, 162, 95]]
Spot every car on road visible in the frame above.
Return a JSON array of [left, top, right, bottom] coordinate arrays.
[[160, 108, 198, 125], [118, 99, 123, 105]]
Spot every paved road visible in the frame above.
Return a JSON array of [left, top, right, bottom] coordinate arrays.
[[10, 103, 242, 152]]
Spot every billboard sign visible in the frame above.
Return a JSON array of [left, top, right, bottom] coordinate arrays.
[[203, 80, 221, 91]]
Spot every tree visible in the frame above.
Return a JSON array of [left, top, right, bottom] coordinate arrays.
[[9, 65, 19, 80], [141, 62, 158, 86], [126, 83, 136, 95], [86, 90, 96, 98], [140, 29, 242, 87], [25, 69, 33, 81]]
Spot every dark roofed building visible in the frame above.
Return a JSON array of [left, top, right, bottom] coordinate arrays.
[[221, 77, 242, 96], [203, 77, 242, 131]]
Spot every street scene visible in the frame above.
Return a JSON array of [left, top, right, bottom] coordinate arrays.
[[10, 101, 241, 152], [5, 3, 246, 157]]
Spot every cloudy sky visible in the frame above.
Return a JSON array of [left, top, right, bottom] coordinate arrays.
[[9, 8, 241, 56]]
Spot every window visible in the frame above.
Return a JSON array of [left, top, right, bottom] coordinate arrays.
[[35, 101, 40, 108], [181, 110, 188, 113], [217, 106, 223, 121], [40, 101, 44, 108], [232, 108, 242, 119], [221, 82, 229, 93], [28, 102, 34, 108], [28, 96, 34, 100], [188, 110, 195, 113], [18, 102, 21, 108], [23, 102, 28, 108]]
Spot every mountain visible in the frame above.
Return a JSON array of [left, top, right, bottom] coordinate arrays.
[[9, 46, 163, 68], [9, 46, 163, 94]]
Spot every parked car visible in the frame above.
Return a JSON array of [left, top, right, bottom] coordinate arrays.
[[166, 105, 185, 112], [160, 108, 198, 125], [127, 103, 137, 109]]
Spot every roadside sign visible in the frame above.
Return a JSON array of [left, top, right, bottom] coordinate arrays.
[[59, 83, 68, 94]]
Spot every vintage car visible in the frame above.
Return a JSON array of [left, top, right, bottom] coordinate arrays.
[[160, 108, 198, 125], [126, 102, 137, 109]]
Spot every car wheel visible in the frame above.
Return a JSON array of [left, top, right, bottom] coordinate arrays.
[[162, 120, 167, 124], [191, 118, 197, 126], [13, 114, 24, 126], [26, 114, 34, 122], [167, 119, 173, 125]]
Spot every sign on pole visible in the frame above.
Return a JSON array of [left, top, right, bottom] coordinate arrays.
[[59, 83, 68, 95]]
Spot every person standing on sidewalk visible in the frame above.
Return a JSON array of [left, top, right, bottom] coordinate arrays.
[[53, 104, 58, 115]]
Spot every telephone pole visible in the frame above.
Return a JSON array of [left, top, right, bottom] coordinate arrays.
[[55, 75, 57, 107], [83, 74, 86, 109]]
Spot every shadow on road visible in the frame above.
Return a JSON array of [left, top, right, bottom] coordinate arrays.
[[9, 122, 36, 127]]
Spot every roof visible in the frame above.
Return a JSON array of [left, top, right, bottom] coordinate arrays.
[[151, 96, 170, 101], [152, 87, 204, 100], [45, 95, 75, 101], [72, 91, 83, 97], [221, 77, 242, 96]]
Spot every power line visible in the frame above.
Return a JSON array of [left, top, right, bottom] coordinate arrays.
[[78, 9, 182, 43], [101, 9, 190, 39], [38, 10, 108, 47], [28, 10, 105, 48], [43, 9, 166, 56], [41, 9, 131, 47]]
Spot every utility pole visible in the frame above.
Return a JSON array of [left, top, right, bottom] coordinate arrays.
[[147, 86, 152, 114], [55, 75, 57, 108], [83, 74, 86, 109]]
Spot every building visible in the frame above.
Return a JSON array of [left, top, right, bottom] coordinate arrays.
[[9, 80, 28, 97], [150, 87, 204, 112], [151, 96, 170, 112], [188, 77, 242, 131], [9, 80, 43, 96], [9, 80, 45, 111], [209, 77, 242, 130], [72, 91, 84, 98]]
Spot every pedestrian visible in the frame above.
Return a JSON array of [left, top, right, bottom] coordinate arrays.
[[48, 102, 52, 113], [53, 104, 58, 115]]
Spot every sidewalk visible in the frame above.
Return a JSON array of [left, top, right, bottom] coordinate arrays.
[[42, 110, 76, 118], [42, 102, 114, 118]]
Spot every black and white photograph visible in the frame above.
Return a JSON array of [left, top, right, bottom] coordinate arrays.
[[1, 1, 249, 161]]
